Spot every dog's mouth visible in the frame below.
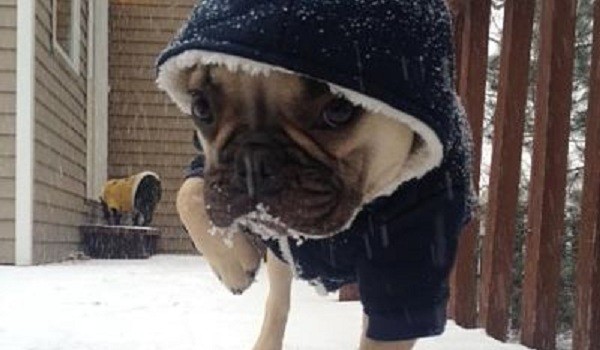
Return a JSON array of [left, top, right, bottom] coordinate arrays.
[[204, 164, 362, 239]]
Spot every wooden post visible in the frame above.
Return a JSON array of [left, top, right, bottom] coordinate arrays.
[[479, 0, 535, 341], [448, 0, 491, 329], [521, 0, 577, 348], [573, 1, 600, 349], [339, 283, 360, 302], [449, 0, 466, 89]]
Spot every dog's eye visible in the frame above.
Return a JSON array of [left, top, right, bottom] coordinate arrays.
[[318, 98, 358, 129], [191, 91, 214, 125]]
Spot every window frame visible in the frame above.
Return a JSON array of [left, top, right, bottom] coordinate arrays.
[[52, 0, 82, 73]]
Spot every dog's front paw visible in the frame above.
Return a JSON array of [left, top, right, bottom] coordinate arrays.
[[177, 178, 263, 295], [203, 231, 262, 294]]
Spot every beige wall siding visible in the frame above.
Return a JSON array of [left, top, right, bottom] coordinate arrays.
[[108, 0, 197, 253], [32, 0, 89, 264], [0, 0, 16, 264]]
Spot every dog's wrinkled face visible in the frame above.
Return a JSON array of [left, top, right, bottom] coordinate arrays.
[[187, 65, 414, 238]]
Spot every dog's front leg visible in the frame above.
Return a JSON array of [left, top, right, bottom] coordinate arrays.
[[253, 249, 293, 350], [177, 178, 262, 294], [359, 315, 416, 350]]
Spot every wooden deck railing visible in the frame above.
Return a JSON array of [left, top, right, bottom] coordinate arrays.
[[448, 1, 600, 350]]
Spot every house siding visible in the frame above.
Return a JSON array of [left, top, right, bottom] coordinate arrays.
[[32, 0, 89, 264], [0, 0, 16, 264], [108, 0, 197, 254]]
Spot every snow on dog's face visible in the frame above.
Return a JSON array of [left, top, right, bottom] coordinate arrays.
[[187, 65, 415, 238]]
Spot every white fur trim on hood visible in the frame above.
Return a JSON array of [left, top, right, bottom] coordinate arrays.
[[156, 50, 443, 200]]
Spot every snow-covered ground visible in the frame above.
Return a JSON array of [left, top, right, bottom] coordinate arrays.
[[0, 255, 530, 350]]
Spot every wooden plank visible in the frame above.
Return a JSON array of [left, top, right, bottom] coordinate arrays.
[[109, 55, 157, 68], [110, 115, 194, 131], [109, 91, 174, 104], [0, 93, 15, 114], [109, 104, 183, 118], [108, 164, 188, 177], [35, 123, 87, 169], [35, 141, 86, 181], [448, 0, 491, 329], [111, 4, 191, 19], [110, 17, 186, 31], [36, 99, 86, 143], [35, 0, 52, 33], [35, 121, 86, 161], [111, 128, 192, 142], [520, 0, 577, 348], [0, 237, 15, 265], [0, 135, 14, 156], [33, 191, 88, 217], [448, 0, 466, 90], [158, 236, 195, 254], [0, 71, 15, 92], [33, 202, 86, 227], [0, 198, 14, 219], [0, 4, 15, 26], [479, 0, 535, 341], [35, 90, 86, 140], [34, 222, 80, 243], [110, 0, 193, 6], [152, 213, 186, 227], [35, 54, 87, 112], [0, 156, 14, 177], [0, 50, 16, 69], [0, 28, 16, 49], [34, 181, 87, 212], [108, 154, 196, 167], [109, 66, 158, 80], [108, 140, 194, 154], [33, 241, 79, 265], [110, 78, 174, 93], [573, 1, 600, 349], [0, 221, 14, 240], [0, 177, 14, 199], [0, 114, 15, 134], [339, 284, 360, 302], [111, 29, 178, 44]]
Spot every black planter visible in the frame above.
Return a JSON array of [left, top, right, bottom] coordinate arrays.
[[80, 225, 160, 259]]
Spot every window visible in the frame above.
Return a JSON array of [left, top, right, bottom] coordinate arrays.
[[52, 0, 81, 71]]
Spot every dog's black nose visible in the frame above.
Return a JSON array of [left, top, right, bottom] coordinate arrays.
[[234, 133, 285, 198]]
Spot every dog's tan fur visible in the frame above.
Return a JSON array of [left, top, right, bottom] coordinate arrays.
[[188, 67, 414, 205], [177, 66, 416, 349]]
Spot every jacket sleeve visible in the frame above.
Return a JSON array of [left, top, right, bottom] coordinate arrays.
[[357, 184, 469, 341], [184, 131, 206, 179], [185, 154, 206, 179]]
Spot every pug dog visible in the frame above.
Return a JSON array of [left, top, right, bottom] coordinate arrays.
[[157, 1, 473, 349], [177, 65, 416, 350]]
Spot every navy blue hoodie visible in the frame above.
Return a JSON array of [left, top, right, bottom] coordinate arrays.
[[157, 0, 475, 341]]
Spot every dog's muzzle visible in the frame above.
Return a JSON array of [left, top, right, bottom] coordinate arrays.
[[232, 131, 286, 199]]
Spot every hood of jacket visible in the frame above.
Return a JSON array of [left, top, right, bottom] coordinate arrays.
[[156, 0, 471, 198]]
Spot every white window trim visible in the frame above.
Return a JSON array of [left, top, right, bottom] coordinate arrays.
[[86, 1, 109, 200], [52, 0, 81, 73], [15, 1, 36, 266]]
